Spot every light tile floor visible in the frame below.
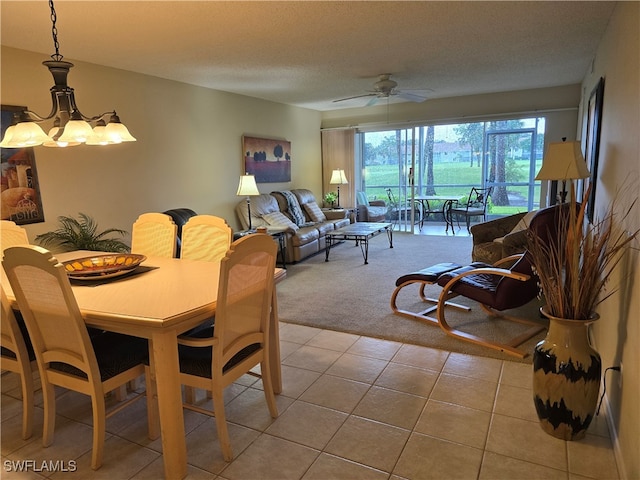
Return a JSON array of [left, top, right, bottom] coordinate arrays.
[[1, 323, 619, 479]]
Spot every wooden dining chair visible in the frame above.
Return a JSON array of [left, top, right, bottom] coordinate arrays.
[[2, 245, 159, 470], [179, 214, 233, 401], [1, 219, 38, 440], [1, 286, 37, 440], [1, 220, 30, 252], [130, 213, 177, 258], [171, 234, 278, 461], [180, 214, 232, 262]]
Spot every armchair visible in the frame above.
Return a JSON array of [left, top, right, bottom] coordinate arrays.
[[356, 192, 387, 222], [470, 211, 530, 264]]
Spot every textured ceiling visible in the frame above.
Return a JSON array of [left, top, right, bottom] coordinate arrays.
[[1, 1, 616, 111]]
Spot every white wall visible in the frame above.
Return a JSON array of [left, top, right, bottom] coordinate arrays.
[[580, 3, 639, 479], [1, 47, 322, 245]]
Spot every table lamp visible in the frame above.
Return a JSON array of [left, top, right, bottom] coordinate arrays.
[[535, 138, 590, 203], [236, 173, 260, 230], [329, 169, 348, 208]]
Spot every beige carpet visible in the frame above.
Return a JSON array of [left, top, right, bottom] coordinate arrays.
[[276, 231, 547, 363]]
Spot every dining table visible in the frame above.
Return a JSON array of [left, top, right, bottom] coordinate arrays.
[[1, 250, 286, 480], [414, 194, 461, 232]]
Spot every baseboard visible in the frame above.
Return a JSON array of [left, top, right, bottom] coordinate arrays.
[[602, 392, 626, 480]]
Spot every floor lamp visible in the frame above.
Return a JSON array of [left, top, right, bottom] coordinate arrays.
[[236, 173, 260, 230], [535, 138, 590, 204], [329, 169, 348, 208]]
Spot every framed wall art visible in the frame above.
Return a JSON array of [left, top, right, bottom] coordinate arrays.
[[242, 135, 291, 183], [1, 105, 46, 224], [580, 77, 604, 223]]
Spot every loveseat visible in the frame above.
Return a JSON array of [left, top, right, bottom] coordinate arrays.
[[236, 189, 350, 263]]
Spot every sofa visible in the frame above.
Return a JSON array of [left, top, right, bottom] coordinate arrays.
[[236, 189, 350, 263], [470, 210, 538, 264]]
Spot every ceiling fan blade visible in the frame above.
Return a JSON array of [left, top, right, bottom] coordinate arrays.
[[366, 96, 382, 107], [332, 93, 377, 103], [397, 92, 428, 103]]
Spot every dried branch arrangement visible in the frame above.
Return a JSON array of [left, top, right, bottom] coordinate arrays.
[[527, 185, 639, 320]]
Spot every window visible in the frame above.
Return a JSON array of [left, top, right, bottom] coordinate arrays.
[[356, 117, 545, 230]]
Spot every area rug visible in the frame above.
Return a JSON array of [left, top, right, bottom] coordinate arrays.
[[276, 231, 547, 363]]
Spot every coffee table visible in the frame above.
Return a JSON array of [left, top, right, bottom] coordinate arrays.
[[325, 222, 393, 264]]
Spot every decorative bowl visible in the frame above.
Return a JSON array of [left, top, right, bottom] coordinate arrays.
[[63, 253, 146, 279]]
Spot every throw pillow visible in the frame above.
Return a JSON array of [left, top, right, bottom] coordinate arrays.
[[262, 211, 299, 231], [494, 210, 538, 243], [303, 201, 327, 223], [511, 209, 538, 233]]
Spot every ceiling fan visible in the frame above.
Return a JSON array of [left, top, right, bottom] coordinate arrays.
[[333, 74, 430, 106]]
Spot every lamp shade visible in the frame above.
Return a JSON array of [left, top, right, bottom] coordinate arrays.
[[1, 122, 51, 147], [236, 174, 260, 196], [536, 141, 590, 181], [104, 121, 137, 143], [58, 119, 95, 144], [85, 123, 112, 146], [329, 169, 348, 185]]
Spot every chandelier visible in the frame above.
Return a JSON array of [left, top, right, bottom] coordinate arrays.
[[0, 0, 136, 148]]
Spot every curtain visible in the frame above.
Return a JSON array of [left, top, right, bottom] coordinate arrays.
[[321, 129, 355, 209]]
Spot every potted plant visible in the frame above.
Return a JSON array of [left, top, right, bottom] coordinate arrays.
[[35, 213, 130, 253], [323, 191, 337, 208], [527, 186, 638, 440]]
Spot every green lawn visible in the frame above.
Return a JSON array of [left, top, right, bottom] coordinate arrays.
[[362, 161, 540, 216]]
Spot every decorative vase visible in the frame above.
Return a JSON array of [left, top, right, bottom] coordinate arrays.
[[532, 307, 601, 441]]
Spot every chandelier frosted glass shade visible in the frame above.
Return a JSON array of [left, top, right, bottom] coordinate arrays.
[[0, 1, 135, 149], [0, 122, 51, 148]]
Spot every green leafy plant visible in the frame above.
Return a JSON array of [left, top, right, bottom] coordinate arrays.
[[35, 213, 130, 253], [324, 192, 337, 207]]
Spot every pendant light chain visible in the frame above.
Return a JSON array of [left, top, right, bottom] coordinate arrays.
[[49, 0, 63, 62]]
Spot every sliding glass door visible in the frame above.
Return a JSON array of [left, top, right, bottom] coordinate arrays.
[[356, 117, 544, 231]]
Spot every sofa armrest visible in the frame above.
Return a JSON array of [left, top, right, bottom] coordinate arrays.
[[369, 200, 386, 207], [324, 209, 348, 220]]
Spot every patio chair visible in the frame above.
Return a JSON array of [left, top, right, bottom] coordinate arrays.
[[385, 188, 420, 227], [450, 186, 492, 232]]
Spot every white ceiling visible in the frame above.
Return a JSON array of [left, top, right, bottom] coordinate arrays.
[[1, 1, 616, 111]]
